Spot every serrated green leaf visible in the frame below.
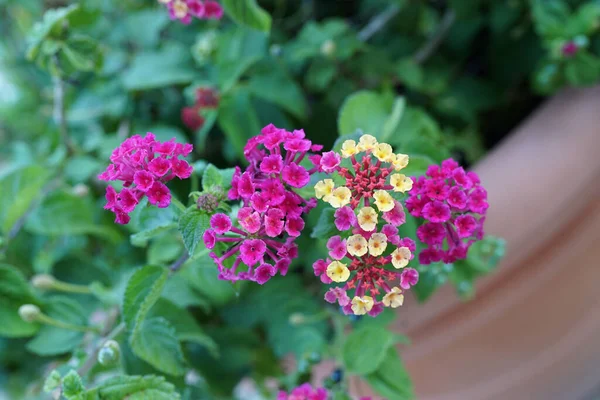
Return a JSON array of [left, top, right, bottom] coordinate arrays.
[[129, 317, 187, 376], [202, 164, 223, 191], [62, 370, 85, 399], [0, 165, 52, 235], [365, 347, 415, 400], [26, 297, 87, 356], [122, 265, 168, 336], [342, 327, 394, 375], [222, 0, 272, 32], [178, 209, 211, 256], [82, 374, 180, 400]]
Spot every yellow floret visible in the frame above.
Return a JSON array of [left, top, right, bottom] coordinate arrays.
[[357, 134, 378, 152], [382, 287, 404, 308], [326, 261, 350, 282], [373, 143, 394, 162], [341, 140, 358, 158], [347, 234, 368, 257], [392, 153, 409, 171], [373, 190, 395, 212], [390, 173, 413, 193], [328, 187, 351, 208], [368, 233, 388, 256], [315, 179, 335, 201], [357, 206, 378, 231], [391, 247, 411, 269], [351, 296, 374, 315]]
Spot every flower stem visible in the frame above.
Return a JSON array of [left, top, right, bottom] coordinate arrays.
[[36, 313, 101, 334], [358, 4, 402, 42], [51, 280, 92, 294], [171, 197, 188, 212], [413, 9, 457, 65], [52, 56, 76, 155]]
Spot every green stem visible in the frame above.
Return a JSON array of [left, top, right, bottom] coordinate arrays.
[[51, 280, 92, 294], [171, 197, 188, 212], [36, 314, 101, 334]]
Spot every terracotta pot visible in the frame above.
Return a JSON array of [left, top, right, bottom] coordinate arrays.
[[349, 85, 600, 399]]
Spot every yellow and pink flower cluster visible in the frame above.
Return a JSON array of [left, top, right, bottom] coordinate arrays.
[[312, 134, 419, 317]]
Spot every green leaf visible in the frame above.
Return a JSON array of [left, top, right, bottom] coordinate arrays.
[[217, 87, 262, 159], [565, 52, 600, 86], [0, 165, 52, 235], [365, 348, 415, 400], [149, 298, 218, 356], [62, 34, 103, 73], [531, 0, 570, 38], [465, 235, 506, 273], [178, 209, 211, 256], [121, 44, 196, 90], [122, 265, 168, 336], [26, 297, 87, 356], [62, 370, 85, 400], [64, 155, 102, 184], [26, 4, 80, 61], [342, 327, 394, 375], [382, 97, 406, 142], [247, 63, 308, 119], [215, 27, 268, 92], [222, 0, 272, 32], [338, 91, 400, 139], [310, 208, 338, 239], [83, 374, 180, 400], [202, 164, 223, 191], [0, 264, 40, 338], [129, 317, 187, 376], [183, 253, 237, 306], [26, 190, 117, 241], [43, 370, 62, 393]]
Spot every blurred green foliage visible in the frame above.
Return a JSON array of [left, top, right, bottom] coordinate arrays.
[[0, 0, 597, 398]]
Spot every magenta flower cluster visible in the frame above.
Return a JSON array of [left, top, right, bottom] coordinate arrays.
[[203, 124, 324, 285], [159, 0, 223, 24], [98, 132, 193, 225], [277, 384, 328, 400], [406, 158, 488, 264]]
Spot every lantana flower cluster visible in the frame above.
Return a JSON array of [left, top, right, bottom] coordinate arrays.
[[406, 158, 488, 264], [158, 0, 223, 24], [182, 87, 219, 131], [312, 134, 419, 317], [98, 133, 193, 224], [203, 124, 324, 285]]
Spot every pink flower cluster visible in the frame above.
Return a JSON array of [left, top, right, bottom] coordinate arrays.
[[203, 124, 323, 284], [406, 158, 488, 264], [98, 133, 193, 224], [158, 0, 223, 24], [277, 384, 328, 400]]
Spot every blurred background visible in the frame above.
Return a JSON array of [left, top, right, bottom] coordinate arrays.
[[1, 0, 600, 399]]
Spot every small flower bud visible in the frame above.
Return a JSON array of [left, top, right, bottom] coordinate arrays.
[[72, 184, 89, 197], [197, 192, 219, 213], [19, 304, 41, 323], [320, 40, 336, 57], [97, 340, 121, 366], [210, 185, 224, 199], [31, 274, 56, 290], [289, 313, 306, 325]]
